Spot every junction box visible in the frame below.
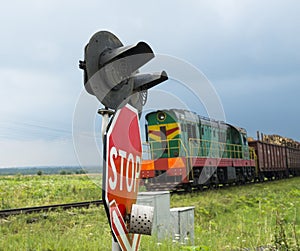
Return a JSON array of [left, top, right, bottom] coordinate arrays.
[[137, 191, 171, 240], [170, 206, 195, 245], [137, 191, 195, 244]]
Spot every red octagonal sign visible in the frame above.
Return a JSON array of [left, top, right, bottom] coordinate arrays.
[[104, 104, 142, 251]]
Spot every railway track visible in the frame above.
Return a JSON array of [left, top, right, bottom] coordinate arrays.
[[0, 200, 103, 218]]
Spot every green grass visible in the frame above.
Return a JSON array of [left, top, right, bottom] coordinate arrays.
[[0, 174, 300, 250], [0, 207, 110, 251], [0, 174, 102, 209], [171, 180, 300, 250]]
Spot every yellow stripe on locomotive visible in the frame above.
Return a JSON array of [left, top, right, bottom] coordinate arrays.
[[148, 123, 180, 141]]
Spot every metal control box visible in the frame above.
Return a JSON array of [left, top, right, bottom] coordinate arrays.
[[137, 191, 171, 240], [170, 206, 195, 245]]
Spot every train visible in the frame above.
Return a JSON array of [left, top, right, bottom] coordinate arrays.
[[140, 109, 300, 191]]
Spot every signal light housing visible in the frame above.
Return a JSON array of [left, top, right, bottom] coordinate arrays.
[[79, 31, 168, 111]]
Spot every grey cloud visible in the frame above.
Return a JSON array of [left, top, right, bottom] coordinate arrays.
[[0, 0, 299, 167]]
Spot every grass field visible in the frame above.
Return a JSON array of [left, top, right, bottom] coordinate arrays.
[[0, 174, 102, 209], [0, 174, 300, 250]]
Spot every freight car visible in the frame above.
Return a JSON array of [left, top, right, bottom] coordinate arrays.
[[248, 140, 288, 180], [286, 146, 300, 176], [140, 109, 300, 191]]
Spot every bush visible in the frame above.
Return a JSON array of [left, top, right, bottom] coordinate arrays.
[[60, 170, 66, 175], [75, 170, 87, 175]]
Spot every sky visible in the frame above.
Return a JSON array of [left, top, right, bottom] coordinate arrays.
[[0, 0, 299, 168]]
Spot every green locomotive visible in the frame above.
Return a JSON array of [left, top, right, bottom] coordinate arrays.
[[141, 109, 256, 190]]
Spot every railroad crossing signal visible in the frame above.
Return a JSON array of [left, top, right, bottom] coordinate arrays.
[[79, 31, 162, 250], [104, 104, 142, 250], [79, 30, 168, 112]]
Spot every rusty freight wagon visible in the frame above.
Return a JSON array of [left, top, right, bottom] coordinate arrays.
[[248, 140, 288, 180], [286, 147, 300, 176]]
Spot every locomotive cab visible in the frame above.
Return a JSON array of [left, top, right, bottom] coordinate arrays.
[[229, 126, 250, 160]]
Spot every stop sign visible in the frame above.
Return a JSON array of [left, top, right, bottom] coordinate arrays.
[[103, 104, 142, 250]]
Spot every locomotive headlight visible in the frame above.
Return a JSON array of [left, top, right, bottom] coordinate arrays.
[[157, 111, 166, 121]]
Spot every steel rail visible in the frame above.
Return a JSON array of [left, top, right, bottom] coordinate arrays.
[[0, 200, 103, 217]]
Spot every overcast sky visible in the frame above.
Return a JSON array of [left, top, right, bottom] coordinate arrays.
[[0, 0, 299, 168]]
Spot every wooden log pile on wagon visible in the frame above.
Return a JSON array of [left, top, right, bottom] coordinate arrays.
[[262, 134, 300, 149]]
